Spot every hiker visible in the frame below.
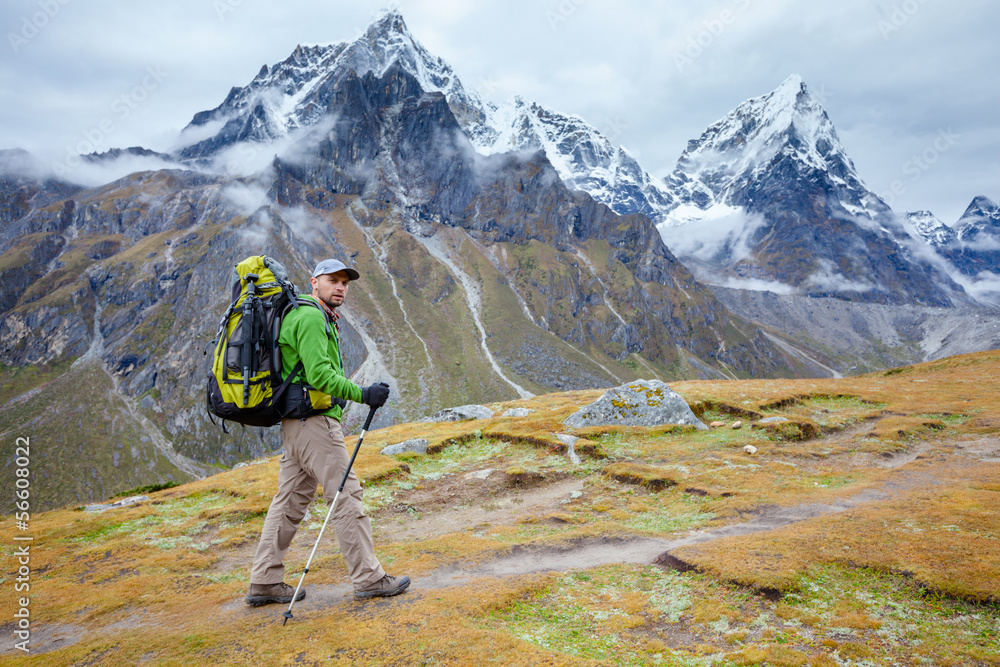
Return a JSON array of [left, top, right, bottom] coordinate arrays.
[[245, 258, 410, 607]]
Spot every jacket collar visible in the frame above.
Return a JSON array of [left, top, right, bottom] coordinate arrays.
[[314, 296, 340, 332]]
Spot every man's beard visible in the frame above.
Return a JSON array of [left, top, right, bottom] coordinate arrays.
[[316, 293, 341, 314]]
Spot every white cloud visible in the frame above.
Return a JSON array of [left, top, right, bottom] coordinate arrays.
[[0, 149, 49, 180], [219, 177, 328, 244], [236, 208, 274, 247], [220, 181, 272, 217], [52, 152, 179, 188], [956, 236, 1000, 252], [279, 204, 326, 240], [802, 258, 875, 294], [657, 203, 768, 265], [949, 270, 1000, 308], [713, 276, 798, 295], [172, 117, 231, 151]]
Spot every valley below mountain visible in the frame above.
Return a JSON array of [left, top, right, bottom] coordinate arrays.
[[2, 8, 998, 516], [710, 286, 1000, 375]]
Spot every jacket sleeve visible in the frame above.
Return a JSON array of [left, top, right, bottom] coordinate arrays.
[[288, 306, 363, 402]]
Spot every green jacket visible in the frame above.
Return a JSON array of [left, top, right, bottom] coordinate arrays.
[[278, 295, 362, 421]]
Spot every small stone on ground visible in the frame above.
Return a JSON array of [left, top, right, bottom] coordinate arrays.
[[381, 439, 429, 456], [421, 405, 494, 422]]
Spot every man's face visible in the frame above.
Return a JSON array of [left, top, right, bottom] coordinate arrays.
[[311, 270, 351, 309]]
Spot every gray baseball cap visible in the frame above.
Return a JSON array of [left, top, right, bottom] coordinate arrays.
[[312, 258, 360, 280]]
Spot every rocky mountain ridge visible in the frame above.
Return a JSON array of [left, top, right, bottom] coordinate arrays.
[[1, 63, 801, 512], [176, 10, 490, 162], [655, 75, 966, 308], [171, 9, 677, 226], [2, 9, 997, 513], [905, 196, 1000, 304], [168, 11, 987, 311]]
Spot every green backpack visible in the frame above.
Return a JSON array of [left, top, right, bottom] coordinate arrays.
[[205, 256, 338, 429]]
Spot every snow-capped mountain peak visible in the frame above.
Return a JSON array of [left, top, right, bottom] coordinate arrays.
[[666, 74, 863, 210], [962, 194, 999, 217], [473, 96, 676, 219], [176, 9, 488, 159], [955, 195, 1000, 243], [344, 9, 469, 102], [911, 196, 1000, 304], [655, 75, 961, 307], [905, 210, 956, 247], [173, 9, 674, 223]]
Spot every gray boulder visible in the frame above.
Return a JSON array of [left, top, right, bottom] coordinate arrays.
[[381, 438, 429, 456], [421, 404, 494, 422], [564, 380, 707, 430], [501, 407, 535, 417]]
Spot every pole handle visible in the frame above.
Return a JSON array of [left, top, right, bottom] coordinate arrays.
[[362, 402, 377, 431]]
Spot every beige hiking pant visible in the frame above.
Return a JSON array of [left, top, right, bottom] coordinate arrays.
[[250, 414, 385, 589]]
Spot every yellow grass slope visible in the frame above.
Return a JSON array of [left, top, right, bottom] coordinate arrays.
[[1, 350, 998, 666]]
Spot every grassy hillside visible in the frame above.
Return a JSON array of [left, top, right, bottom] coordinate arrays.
[[0, 361, 199, 513], [1, 351, 998, 665]]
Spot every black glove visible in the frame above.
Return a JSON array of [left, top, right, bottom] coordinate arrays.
[[360, 382, 390, 408]]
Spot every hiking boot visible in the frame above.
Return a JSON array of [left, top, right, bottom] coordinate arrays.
[[245, 582, 306, 607], [354, 573, 411, 600]]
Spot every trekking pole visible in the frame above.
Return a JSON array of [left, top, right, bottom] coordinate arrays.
[[282, 403, 379, 625], [239, 274, 259, 406]]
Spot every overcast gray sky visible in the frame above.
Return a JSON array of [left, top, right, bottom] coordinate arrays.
[[1, 0, 996, 223]]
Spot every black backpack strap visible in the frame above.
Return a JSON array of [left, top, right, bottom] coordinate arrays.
[[273, 361, 305, 402]]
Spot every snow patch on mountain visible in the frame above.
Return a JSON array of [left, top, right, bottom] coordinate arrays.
[[176, 10, 489, 160], [905, 211, 956, 247], [954, 195, 1000, 246], [172, 9, 674, 223], [661, 74, 872, 221], [468, 96, 676, 220]]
